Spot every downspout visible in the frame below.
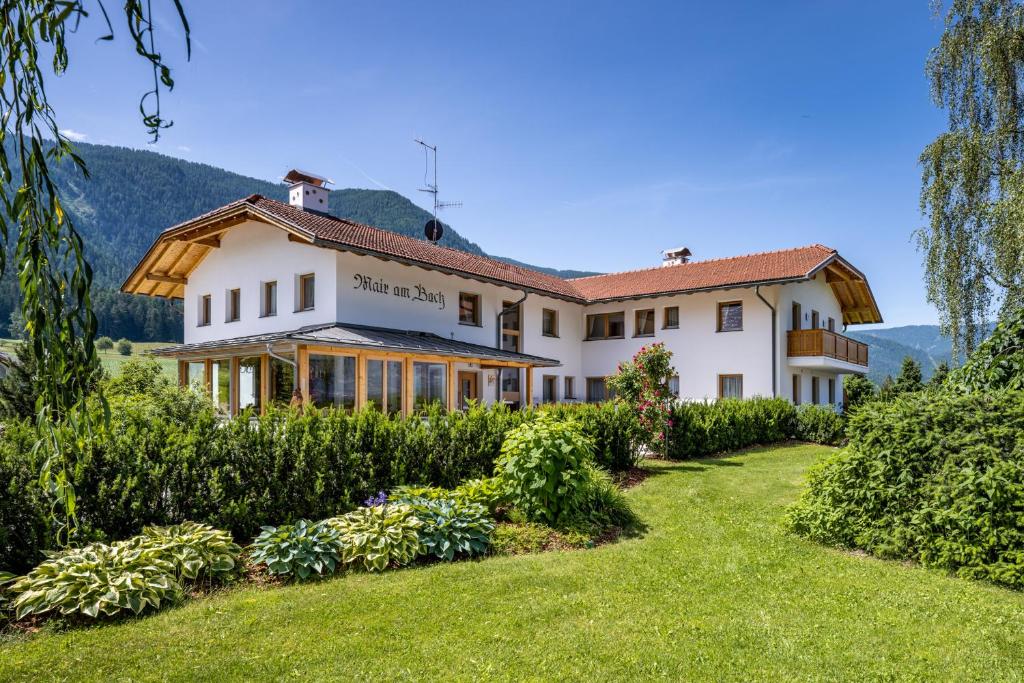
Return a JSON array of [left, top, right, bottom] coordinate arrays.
[[755, 286, 777, 398], [266, 342, 299, 390], [496, 291, 529, 404]]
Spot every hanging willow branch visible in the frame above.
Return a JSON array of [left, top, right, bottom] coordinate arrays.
[[0, 0, 190, 542], [918, 0, 1024, 358]]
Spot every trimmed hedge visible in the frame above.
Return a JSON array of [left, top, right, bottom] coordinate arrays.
[[665, 397, 798, 459], [787, 391, 1024, 589]]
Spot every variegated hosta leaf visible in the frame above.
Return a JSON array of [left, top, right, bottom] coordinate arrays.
[[325, 503, 424, 572], [249, 520, 341, 581]]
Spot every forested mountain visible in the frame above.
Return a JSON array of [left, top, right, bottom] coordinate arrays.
[[0, 141, 595, 342], [845, 324, 995, 384]]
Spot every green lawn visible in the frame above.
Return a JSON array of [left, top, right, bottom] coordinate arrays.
[[0, 338, 177, 378], [3, 444, 1023, 681]]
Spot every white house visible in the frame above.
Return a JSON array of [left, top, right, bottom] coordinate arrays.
[[122, 169, 882, 416]]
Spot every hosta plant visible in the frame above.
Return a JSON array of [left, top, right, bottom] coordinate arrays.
[[401, 497, 495, 561], [9, 543, 181, 619], [131, 522, 241, 582], [326, 504, 423, 572], [249, 520, 342, 581], [453, 477, 504, 513], [389, 484, 448, 501]]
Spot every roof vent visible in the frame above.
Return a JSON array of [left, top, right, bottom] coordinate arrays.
[[284, 169, 333, 212], [662, 246, 691, 266]]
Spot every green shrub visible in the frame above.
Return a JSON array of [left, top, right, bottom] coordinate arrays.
[[95, 336, 114, 351], [496, 415, 593, 525], [130, 522, 240, 582], [540, 402, 641, 470], [452, 477, 504, 513], [489, 523, 591, 555], [787, 390, 1024, 589], [0, 419, 50, 573], [841, 374, 876, 411], [794, 404, 845, 446], [666, 397, 796, 458], [398, 497, 494, 561], [947, 305, 1024, 393], [116, 338, 133, 356], [326, 504, 423, 572], [390, 485, 448, 501], [565, 463, 638, 531], [249, 520, 342, 580], [9, 542, 181, 619]]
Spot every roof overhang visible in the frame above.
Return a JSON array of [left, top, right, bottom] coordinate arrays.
[[807, 254, 883, 325]]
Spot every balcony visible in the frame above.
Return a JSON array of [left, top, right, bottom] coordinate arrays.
[[787, 328, 868, 372]]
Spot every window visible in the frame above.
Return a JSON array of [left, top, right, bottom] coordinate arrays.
[[542, 375, 558, 403], [717, 301, 743, 332], [211, 360, 231, 414], [585, 312, 625, 340], [238, 356, 261, 412], [564, 376, 576, 400], [308, 354, 356, 411], [586, 377, 608, 403], [792, 374, 801, 405], [199, 294, 212, 327], [226, 289, 241, 322], [811, 310, 820, 329], [261, 281, 277, 317], [664, 306, 679, 329], [365, 358, 404, 415], [459, 292, 481, 326], [413, 362, 447, 411], [811, 376, 820, 404], [634, 309, 655, 337], [501, 302, 522, 395], [827, 317, 835, 332], [542, 308, 559, 337], [668, 375, 680, 398], [828, 377, 836, 404], [269, 355, 294, 406], [186, 361, 205, 390], [718, 374, 743, 399], [298, 273, 315, 311], [791, 302, 802, 331]]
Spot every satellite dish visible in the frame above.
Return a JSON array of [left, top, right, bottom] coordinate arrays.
[[424, 219, 444, 243]]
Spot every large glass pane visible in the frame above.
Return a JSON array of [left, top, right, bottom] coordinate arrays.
[[502, 367, 519, 392], [413, 362, 447, 411], [308, 354, 356, 411], [366, 359, 384, 411], [269, 355, 294, 406], [238, 357, 261, 412], [387, 361, 403, 415], [501, 333, 520, 353], [587, 315, 603, 339], [607, 312, 625, 338], [212, 360, 231, 414], [186, 361, 205, 390], [502, 302, 520, 331]]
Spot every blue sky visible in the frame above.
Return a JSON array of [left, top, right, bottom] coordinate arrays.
[[50, 1, 947, 328]]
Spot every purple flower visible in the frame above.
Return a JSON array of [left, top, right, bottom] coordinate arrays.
[[363, 491, 388, 507]]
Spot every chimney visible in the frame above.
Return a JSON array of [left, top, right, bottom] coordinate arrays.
[[284, 169, 333, 212], [662, 247, 691, 267]]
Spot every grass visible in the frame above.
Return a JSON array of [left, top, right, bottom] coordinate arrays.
[[0, 338, 177, 378], [3, 443, 1024, 681]]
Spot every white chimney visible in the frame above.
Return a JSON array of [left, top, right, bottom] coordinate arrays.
[[662, 246, 691, 266], [284, 169, 333, 212]]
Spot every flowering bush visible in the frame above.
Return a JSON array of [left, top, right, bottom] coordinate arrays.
[[608, 343, 676, 452]]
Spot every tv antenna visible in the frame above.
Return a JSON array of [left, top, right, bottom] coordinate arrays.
[[414, 138, 462, 242]]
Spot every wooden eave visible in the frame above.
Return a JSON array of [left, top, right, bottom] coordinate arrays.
[[809, 255, 883, 326]]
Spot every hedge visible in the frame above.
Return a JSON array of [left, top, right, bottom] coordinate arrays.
[[787, 390, 1024, 590], [665, 397, 798, 458], [0, 395, 639, 574]]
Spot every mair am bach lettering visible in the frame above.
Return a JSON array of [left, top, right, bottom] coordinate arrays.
[[353, 274, 446, 310]]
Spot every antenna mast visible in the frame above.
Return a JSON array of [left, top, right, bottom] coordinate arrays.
[[414, 139, 461, 242]]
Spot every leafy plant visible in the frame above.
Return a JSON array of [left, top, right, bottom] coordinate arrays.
[[390, 485, 448, 501], [564, 463, 638, 531], [399, 497, 494, 561], [607, 343, 676, 452], [489, 523, 591, 555], [841, 374, 876, 411], [452, 477, 504, 513], [131, 522, 240, 582], [249, 520, 342, 581], [794, 404, 845, 446], [326, 504, 423, 572], [8, 542, 181, 619], [947, 305, 1024, 393], [495, 415, 594, 525], [665, 397, 797, 458]]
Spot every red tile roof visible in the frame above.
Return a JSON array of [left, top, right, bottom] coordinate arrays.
[[569, 244, 839, 301]]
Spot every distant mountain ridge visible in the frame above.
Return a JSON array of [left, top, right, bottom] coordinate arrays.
[[846, 324, 994, 384]]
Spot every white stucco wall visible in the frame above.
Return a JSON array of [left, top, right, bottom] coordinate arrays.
[[778, 273, 848, 406]]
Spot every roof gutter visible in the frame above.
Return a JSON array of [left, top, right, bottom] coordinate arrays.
[[755, 285, 777, 398]]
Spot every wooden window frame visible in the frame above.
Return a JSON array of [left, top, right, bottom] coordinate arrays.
[[827, 317, 835, 332], [261, 281, 278, 318], [792, 374, 801, 405], [198, 294, 212, 327], [663, 306, 679, 329], [811, 310, 820, 329], [501, 300, 522, 353], [564, 376, 576, 400], [458, 292, 481, 326], [717, 301, 743, 333], [791, 302, 802, 331], [298, 273, 315, 312], [811, 376, 820, 404], [585, 312, 626, 340], [634, 308, 655, 337], [542, 308, 559, 338], [542, 374, 558, 403], [718, 373, 743, 399], [828, 377, 836, 404], [226, 288, 241, 323], [586, 376, 608, 403], [364, 356, 404, 415]]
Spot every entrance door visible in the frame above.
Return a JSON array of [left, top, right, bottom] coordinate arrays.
[[458, 371, 479, 410]]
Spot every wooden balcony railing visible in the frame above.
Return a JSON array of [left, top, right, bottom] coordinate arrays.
[[787, 328, 868, 367]]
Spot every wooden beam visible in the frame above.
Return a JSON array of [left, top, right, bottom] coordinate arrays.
[[525, 367, 534, 408], [195, 236, 221, 248], [288, 234, 314, 244], [404, 356, 414, 416], [297, 345, 309, 405], [447, 361, 456, 412], [145, 273, 188, 285], [260, 354, 270, 414]]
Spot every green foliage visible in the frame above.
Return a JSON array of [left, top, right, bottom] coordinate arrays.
[[538, 401, 641, 470], [787, 390, 1024, 589], [95, 336, 114, 351], [8, 542, 181, 620], [665, 397, 797, 458], [947, 305, 1024, 393], [928, 361, 951, 388], [607, 342, 676, 451], [881, 356, 924, 399], [249, 520, 342, 581], [390, 485, 448, 501], [0, 418, 49, 572], [488, 522, 591, 555], [398, 497, 494, 561], [794, 405, 845, 446], [564, 463, 638, 532], [130, 522, 240, 582], [115, 338, 133, 356], [452, 477, 504, 513], [496, 415, 594, 525], [841, 374, 876, 411], [326, 504, 423, 572]]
